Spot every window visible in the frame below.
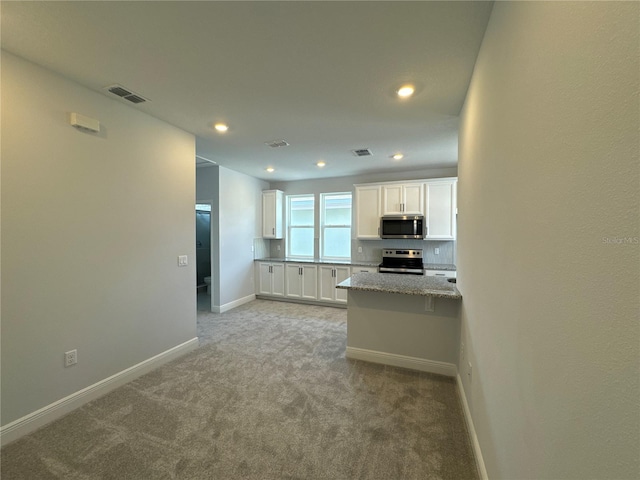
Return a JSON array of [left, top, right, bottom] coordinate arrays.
[[320, 192, 352, 259], [286, 194, 314, 257]]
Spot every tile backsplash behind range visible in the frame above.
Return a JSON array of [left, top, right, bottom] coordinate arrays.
[[352, 239, 456, 266]]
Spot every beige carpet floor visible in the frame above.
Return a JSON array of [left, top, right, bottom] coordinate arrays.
[[1, 299, 478, 479]]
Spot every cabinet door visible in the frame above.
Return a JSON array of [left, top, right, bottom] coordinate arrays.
[[257, 263, 273, 295], [262, 191, 276, 238], [355, 185, 381, 239], [262, 190, 283, 239], [301, 265, 318, 300], [425, 181, 456, 239], [285, 264, 302, 298], [318, 266, 336, 302], [334, 266, 351, 304], [271, 263, 285, 296], [402, 183, 425, 214], [382, 184, 404, 215]]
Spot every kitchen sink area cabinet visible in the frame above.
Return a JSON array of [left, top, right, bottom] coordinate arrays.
[[318, 265, 350, 304], [256, 262, 285, 297], [382, 182, 424, 215], [424, 180, 457, 240], [262, 189, 283, 239], [354, 185, 381, 239], [285, 263, 318, 300]]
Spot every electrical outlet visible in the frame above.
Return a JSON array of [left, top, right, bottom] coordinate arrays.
[[178, 255, 188, 267], [358, 246, 363, 253], [434, 247, 440, 255], [277, 245, 281, 251], [65, 349, 77, 367], [468, 362, 473, 383]]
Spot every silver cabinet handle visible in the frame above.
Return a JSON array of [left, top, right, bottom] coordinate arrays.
[[299, 267, 302, 275], [272, 227, 275, 235]]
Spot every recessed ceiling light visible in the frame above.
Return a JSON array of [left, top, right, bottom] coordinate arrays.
[[266, 167, 275, 173], [391, 153, 404, 160], [316, 161, 326, 167], [397, 85, 415, 98], [214, 123, 229, 133]]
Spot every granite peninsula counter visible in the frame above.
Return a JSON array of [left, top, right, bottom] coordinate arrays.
[[337, 272, 462, 377], [336, 272, 461, 299]]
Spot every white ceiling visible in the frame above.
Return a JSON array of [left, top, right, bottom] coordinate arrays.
[[1, 1, 493, 181]]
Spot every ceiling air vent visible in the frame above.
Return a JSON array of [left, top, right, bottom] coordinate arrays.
[[104, 84, 149, 105], [352, 148, 373, 157], [265, 140, 290, 148]]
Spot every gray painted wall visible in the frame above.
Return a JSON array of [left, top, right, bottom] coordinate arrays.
[[218, 167, 269, 306], [1, 52, 197, 425], [457, 3, 639, 478]]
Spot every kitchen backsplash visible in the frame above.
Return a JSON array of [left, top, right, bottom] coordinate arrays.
[[352, 239, 455, 265], [259, 237, 455, 266], [253, 238, 270, 259]]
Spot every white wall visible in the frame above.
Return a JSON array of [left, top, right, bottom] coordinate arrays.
[[218, 167, 268, 307], [270, 166, 457, 196], [1, 52, 197, 425], [457, 3, 639, 479]]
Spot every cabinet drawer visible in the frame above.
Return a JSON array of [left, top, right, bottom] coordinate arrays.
[[424, 270, 456, 278]]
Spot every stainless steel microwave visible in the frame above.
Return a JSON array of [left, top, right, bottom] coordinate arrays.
[[380, 215, 425, 239]]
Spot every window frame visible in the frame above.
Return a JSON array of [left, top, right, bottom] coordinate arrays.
[[286, 194, 315, 259], [319, 192, 352, 260]]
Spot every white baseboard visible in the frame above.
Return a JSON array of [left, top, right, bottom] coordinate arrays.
[[456, 374, 489, 480], [345, 346, 457, 377], [213, 293, 256, 313], [0, 337, 199, 447]]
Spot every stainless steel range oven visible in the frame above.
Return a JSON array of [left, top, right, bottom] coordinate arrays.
[[378, 249, 424, 275]]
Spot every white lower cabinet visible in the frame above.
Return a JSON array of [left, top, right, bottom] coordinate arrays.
[[319, 265, 351, 304], [257, 262, 285, 296], [425, 270, 457, 278], [285, 264, 318, 300]]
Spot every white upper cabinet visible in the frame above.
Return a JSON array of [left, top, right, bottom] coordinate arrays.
[[354, 185, 381, 239], [262, 190, 283, 239], [424, 180, 457, 240], [355, 178, 456, 240], [382, 183, 424, 215]]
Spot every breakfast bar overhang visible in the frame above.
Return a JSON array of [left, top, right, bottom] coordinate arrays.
[[337, 272, 462, 377]]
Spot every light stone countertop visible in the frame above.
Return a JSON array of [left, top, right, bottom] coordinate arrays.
[[255, 257, 380, 267], [255, 258, 457, 270], [336, 272, 461, 300]]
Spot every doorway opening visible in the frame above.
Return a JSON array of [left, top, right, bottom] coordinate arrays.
[[196, 203, 212, 311]]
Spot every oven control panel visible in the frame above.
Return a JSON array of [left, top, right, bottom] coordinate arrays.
[[382, 249, 423, 258]]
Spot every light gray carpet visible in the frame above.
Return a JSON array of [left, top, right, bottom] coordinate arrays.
[[1, 299, 478, 479]]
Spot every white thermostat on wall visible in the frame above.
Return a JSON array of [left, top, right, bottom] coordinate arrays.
[[70, 112, 100, 133]]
